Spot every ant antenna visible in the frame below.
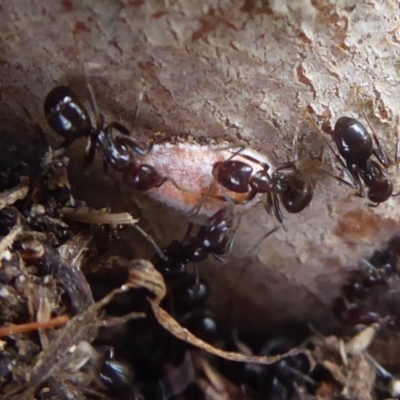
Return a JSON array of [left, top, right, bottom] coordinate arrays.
[[131, 223, 168, 262], [187, 180, 217, 220], [245, 225, 280, 255], [293, 112, 305, 164], [364, 352, 395, 384], [354, 86, 390, 167], [87, 82, 100, 118], [133, 78, 146, 128]]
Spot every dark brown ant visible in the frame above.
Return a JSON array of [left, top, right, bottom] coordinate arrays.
[[220, 330, 313, 399], [211, 128, 313, 229], [333, 244, 398, 327], [44, 85, 150, 160], [153, 206, 239, 342], [154, 206, 237, 278], [307, 89, 400, 206], [44, 85, 190, 194]]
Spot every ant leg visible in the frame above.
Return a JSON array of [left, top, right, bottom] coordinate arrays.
[[272, 193, 288, 231], [212, 144, 245, 156], [187, 181, 217, 221], [22, 105, 51, 151], [351, 165, 365, 197], [264, 193, 287, 231], [217, 209, 241, 259], [86, 82, 103, 130], [164, 176, 206, 195], [317, 166, 361, 191], [54, 138, 74, 153], [273, 161, 297, 173], [84, 135, 97, 168], [212, 253, 227, 263], [301, 113, 357, 181], [292, 110, 308, 164], [111, 132, 154, 156], [355, 86, 390, 168], [364, 352, 395, 387], [183, 221, 196, 242], [209, 186, 258, 205], [264, 192, 273, 216], [232, 152, 271, 171], [87, 82, 99, 115]]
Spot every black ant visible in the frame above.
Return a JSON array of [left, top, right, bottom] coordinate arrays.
[[152, 206, 237, 343], [44, 85, 191, 193], [210, 125, 313, 229], [154, 206, 237, 279], [219, 330, 313, 399], [306, 88, 400, 206], [97, 347, 137, 399], [333, 244, 398, 327]]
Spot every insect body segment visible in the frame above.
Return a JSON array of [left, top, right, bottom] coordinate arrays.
[[212, 151, 313, 229], [155, 206, 236, 278], [44, 86, 190, 194], [44, 86, 93, 148], [309, 91, 399, 206]]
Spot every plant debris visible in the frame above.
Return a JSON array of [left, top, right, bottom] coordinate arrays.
[[1, 149, 400, 400]]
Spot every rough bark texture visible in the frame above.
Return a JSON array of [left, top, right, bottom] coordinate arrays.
[[1, 0, 400, 333]]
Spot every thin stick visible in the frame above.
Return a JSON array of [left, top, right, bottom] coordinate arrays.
[[0, 315, 69, 338], [61, 208, 138, 225], [61, 208, 167, 262]]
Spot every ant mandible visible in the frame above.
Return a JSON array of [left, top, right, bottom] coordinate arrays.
[[44, 85, 191, 193], [307, 88, 400, 206], [210, 126, 313, 230]]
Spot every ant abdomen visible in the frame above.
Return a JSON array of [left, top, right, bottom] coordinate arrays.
[[123, 164, 164, 191], [367, 179, 393, 204], [279, 179, 313, 213], [44, 86, 92, 141], [334, 116, 373, 164], [357, 159, 393, 203]]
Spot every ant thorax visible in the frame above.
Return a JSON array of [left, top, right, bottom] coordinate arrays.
[[140, 142, 275, 216]]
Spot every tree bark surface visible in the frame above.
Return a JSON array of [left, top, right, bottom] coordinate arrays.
[[1, 0, 399, 332]]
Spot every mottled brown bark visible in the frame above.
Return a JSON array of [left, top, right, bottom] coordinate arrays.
[[1, 0, 399, 332]]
